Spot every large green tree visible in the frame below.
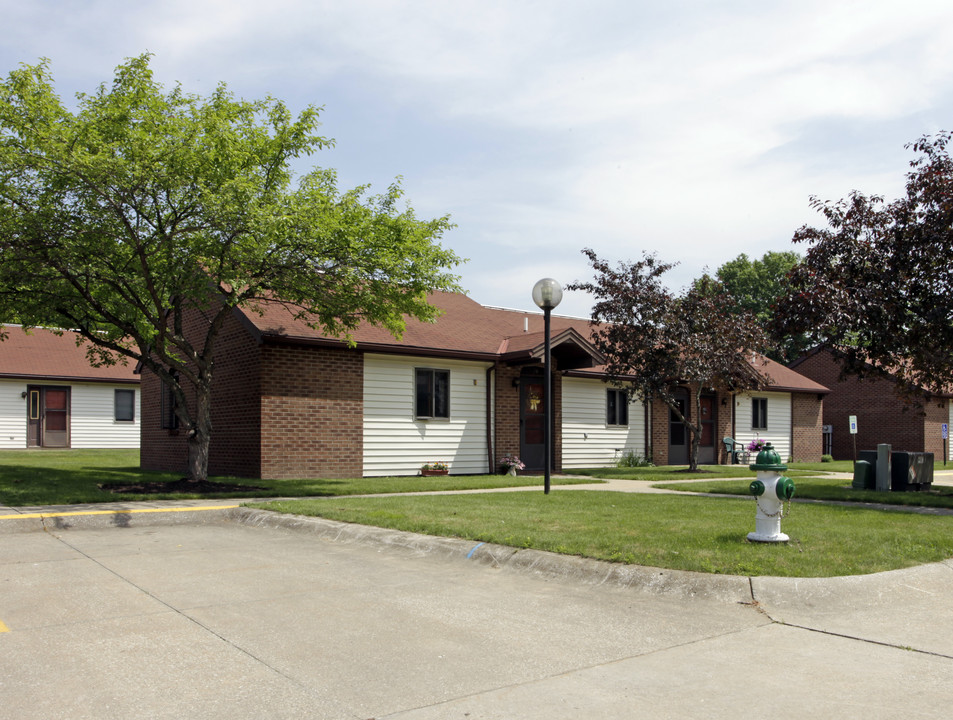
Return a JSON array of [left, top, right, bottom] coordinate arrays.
[[695, 250, 803, 362], [774, 132, 953, 400], [0, 55, 461, 481], [569, 249, 770, 470]]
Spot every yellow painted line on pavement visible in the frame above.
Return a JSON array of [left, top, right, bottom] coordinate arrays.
[[0, 505, 240, 521], [0, 620, 9, 633]]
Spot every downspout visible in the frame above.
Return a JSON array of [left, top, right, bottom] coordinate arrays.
[[790, 396, 795, 463], [486, 364, 495, 473], [643, 397, 650, 459], [731, 393, 736, 462]]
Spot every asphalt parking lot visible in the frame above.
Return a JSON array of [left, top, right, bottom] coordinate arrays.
[[2, 506, 953, 719]]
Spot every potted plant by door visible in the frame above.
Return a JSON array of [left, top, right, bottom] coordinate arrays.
[[420, 461, 449, 477], [499, 455, 525, 476]]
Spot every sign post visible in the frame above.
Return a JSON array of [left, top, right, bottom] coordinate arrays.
[[940, 423, 950, 466], [849, 415, 858, 462]]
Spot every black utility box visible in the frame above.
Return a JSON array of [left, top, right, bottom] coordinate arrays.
[[891, 452, 934, 492]]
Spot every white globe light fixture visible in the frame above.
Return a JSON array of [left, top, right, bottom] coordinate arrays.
[[532, 278, 563, 311], [532, 278, 562, 493]]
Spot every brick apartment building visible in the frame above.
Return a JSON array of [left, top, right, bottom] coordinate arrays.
[[139, 292, 827, 479], [790, 346, 952, 461]]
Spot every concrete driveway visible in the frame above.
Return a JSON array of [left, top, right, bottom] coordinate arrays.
[[1, 506, 953, 719]]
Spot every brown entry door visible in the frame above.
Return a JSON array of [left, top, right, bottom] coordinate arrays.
[[27, 386, 71, 448], [520, 377, 546, 471]]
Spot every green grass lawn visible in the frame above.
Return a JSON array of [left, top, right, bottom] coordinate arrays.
[[0, 449, 594, 506], [251, 491, 953, 577], [654, 475, 953, 509]]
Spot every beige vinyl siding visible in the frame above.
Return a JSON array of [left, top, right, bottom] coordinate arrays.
[[734, 391, 792, 461], [363, 354, 492, 476], [0, 380, 28, 448], [562, 377, 646, 468], [69, 384, 140, 448]]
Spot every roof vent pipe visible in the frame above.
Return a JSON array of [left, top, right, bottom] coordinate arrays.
[[524, 317, 528, 333]]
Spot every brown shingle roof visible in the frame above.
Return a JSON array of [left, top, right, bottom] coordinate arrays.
[[752, 354, 829, 394], [0, 326, 138, 384], [239, 291, 597, 359], [237, 292, 826, 393]]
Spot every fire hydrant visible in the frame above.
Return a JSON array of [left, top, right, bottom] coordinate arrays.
[[747, 442, 795, 543]]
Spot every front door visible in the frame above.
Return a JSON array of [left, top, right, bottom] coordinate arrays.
[[520, 372, 546, 471], [668, 389, 689, 465], [27, 386, 71, 448]]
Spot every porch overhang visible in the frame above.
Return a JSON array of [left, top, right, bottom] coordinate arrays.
[[499, 328, 604, 370]]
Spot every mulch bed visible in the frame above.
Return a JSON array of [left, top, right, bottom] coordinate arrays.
[[100, 479, 266, 494]]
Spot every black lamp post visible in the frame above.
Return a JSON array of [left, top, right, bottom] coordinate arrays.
[[532, 278, 562, 494]]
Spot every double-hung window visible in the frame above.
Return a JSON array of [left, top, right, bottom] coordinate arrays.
[[114, 389, 135, 422], [607, 388, 628, 426], [752, 397, 768, 431], [415, 368, 450, 419]]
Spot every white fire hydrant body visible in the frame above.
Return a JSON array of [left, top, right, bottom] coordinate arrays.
[[747, 443, 795, 543]]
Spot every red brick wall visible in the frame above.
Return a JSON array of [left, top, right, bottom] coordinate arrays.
[[494, 362, 562, 472], [650, 388, 733, 465], [494, 363, 521, 467], [259, 344, 364, 479], [140, 367, 190, 475], [792, 349, 933, 459], [650, 398, 669, 465], [207, 313, 262, 477], [140, 307, 262, 477], [791, 393, 823, 462], [715, 391, 733, 464], [923, 399, 948, 460]]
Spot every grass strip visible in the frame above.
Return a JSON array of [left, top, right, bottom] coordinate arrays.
[[0, 449, 594, 506], [654, 476, 953, 510], [565, 464, 817, 481], [250, 491, 953, 577]]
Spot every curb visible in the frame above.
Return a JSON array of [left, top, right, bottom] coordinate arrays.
[[223, 507, 755, 604], [0, 504, 241, 534]]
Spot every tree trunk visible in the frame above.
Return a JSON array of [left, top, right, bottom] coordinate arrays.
[[687, 383, 703, 471], [186, 381, 212, 482]]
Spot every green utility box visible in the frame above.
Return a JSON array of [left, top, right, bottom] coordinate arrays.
[[852, 460, 874, 490]]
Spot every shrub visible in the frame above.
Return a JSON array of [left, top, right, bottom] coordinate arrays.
[[821, 454, 834, 463], [617, 450, 654, 468]]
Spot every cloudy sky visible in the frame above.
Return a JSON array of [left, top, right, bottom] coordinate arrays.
[[4, 0, 953, 317]]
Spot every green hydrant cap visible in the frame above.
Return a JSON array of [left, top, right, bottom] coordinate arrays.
[[749, 479, 765, 496], [749, 442, 788, 472], [776, 476, 796, 500]]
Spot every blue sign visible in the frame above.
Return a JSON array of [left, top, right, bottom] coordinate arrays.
[[943, 423, 949, 440]]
